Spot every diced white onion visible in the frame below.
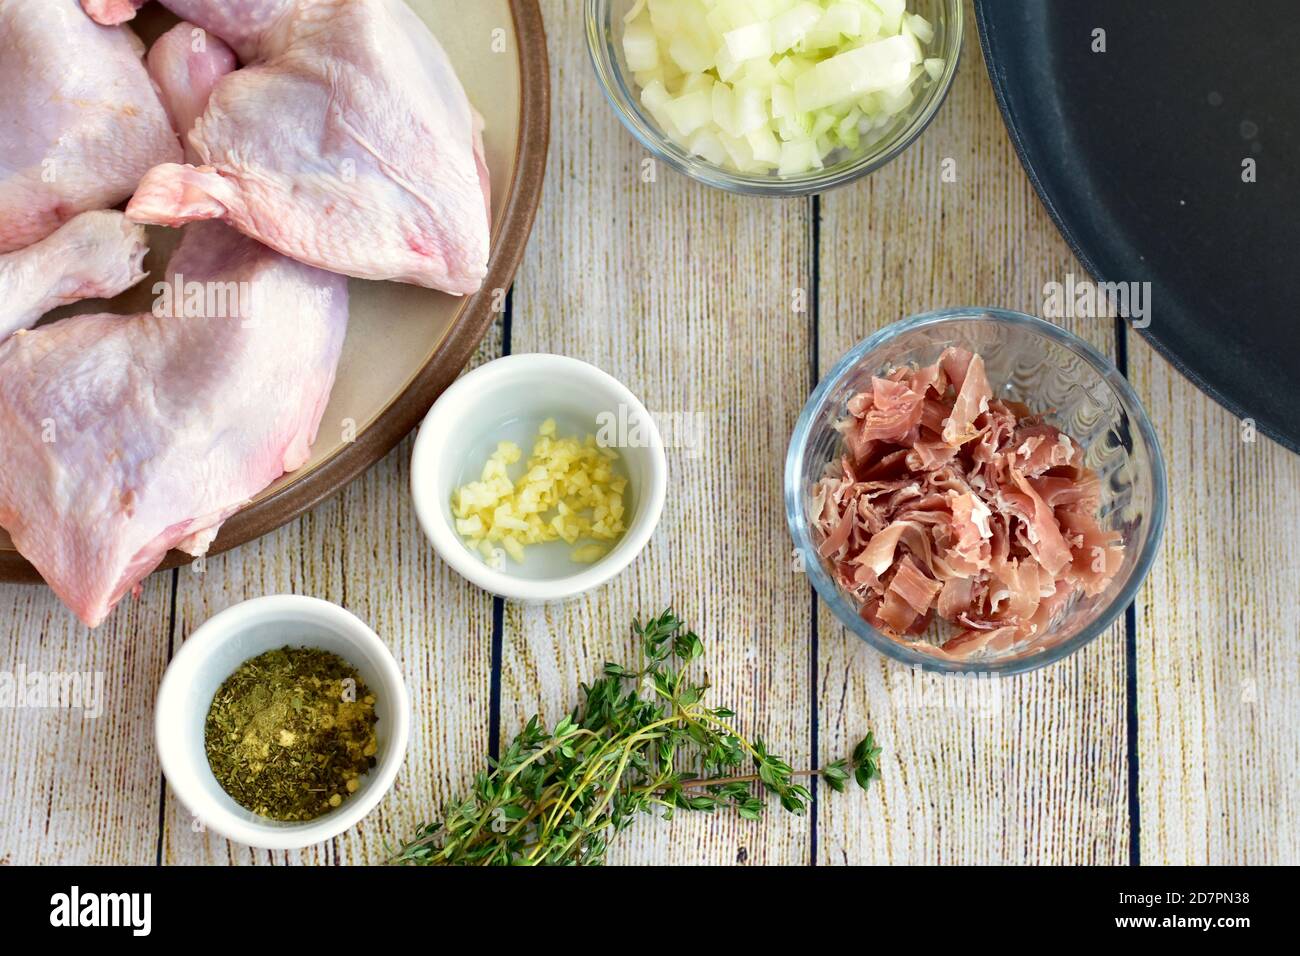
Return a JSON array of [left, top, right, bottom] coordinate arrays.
[[623, 19, 660, 72], [771, 2, 822, 54], [724, 21, 773, 62], [623, 0, 941, 176], [664, 88, 712, 135]]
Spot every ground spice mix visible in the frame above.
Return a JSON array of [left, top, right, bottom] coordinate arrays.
[[204, 646, 379, 821]]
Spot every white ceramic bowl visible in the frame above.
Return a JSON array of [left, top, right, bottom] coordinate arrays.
[[411, 353, 667, 601], [154, 595, 410, 849]]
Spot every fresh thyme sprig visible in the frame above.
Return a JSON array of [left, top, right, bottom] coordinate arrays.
[[389, 610, 882, 866]]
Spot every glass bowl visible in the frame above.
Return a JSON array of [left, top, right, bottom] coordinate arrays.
[[785, 308, 1168, 674], [585, 0, 964, 196]]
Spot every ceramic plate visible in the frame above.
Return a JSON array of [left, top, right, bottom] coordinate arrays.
[[0, 0, 550, 583]]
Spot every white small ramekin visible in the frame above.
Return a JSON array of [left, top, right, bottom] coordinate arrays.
[[154, 595, 410, 849], [411, 353, 667, 601]]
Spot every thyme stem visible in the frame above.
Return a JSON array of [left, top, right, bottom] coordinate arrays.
[[387, 610, 882, 866]]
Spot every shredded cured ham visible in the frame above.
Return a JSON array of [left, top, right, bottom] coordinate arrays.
[[812, 347, 1125, 660]]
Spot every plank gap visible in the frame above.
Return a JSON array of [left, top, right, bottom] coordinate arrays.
[[155, 567, 180, 866], [808, 193, 823, 868], [1115, 315, 1141, 866], [488, 285, 514, 762]]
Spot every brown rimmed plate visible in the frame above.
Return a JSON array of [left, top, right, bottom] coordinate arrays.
[[0, 0, 550, 584]]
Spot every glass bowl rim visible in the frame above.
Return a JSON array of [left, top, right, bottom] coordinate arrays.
[[584, 0, 966, 197], [784, 306, 1169, 675]]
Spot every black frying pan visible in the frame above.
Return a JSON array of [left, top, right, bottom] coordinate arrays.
[[975, 0, 1299, 453]]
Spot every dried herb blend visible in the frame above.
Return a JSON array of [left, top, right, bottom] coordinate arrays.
[[205, 646, 379, 821]]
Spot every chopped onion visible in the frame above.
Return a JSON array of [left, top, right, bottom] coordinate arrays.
[[724, 22, 773, 61], [622, 18, 660, 71], [793, 35, 919, 111], [664, 88, 712, 135], [771, 2, 822, 54], [622, 0, 943, 177]]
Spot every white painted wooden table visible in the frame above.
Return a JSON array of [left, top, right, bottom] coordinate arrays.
[[2, 0, 1297, 866]]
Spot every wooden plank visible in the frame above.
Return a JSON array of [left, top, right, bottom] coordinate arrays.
[[497, 0, 815, 865], [0, 577, 173, 864], [813, 0, 1129, 864], [1130, 338, 1300, 864], [5, 0, 1296, 870], [159, 324, 504, 865]]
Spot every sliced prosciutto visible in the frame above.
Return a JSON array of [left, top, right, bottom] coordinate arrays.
[[812, 347, 1125, 661]]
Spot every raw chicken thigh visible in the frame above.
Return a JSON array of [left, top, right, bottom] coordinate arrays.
[[0, 0, 181, 253], [115, 0, 493, 294], [0, 211, 148, 341], [0, 227, 348, 626], [0, 21, 350, 628]]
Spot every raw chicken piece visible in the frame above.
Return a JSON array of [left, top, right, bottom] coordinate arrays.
[[146, 19, 241, 152], [85, 0, 289, 61], [0, 211, 148, 341], [0, 21, 350, 628], [0, 0, 181, 253], [81, 0, 146, 24], [121, 0, 492, 295], [0, 228, 348, 626]]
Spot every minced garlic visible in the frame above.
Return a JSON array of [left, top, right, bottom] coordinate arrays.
[[452, 418, 628, 567]]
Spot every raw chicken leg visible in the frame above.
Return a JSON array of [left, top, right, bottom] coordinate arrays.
[[0, 22, 350, 628], [85, 0, 290, 62], [0, 211, 148, 341], [145, 18, 240, 149], [0, 0, 181, 253], [0, 227, 348, 626], [120, 0, 492, 295]]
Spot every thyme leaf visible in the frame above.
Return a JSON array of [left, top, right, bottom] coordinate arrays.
[[388, 610, 881, 866]]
